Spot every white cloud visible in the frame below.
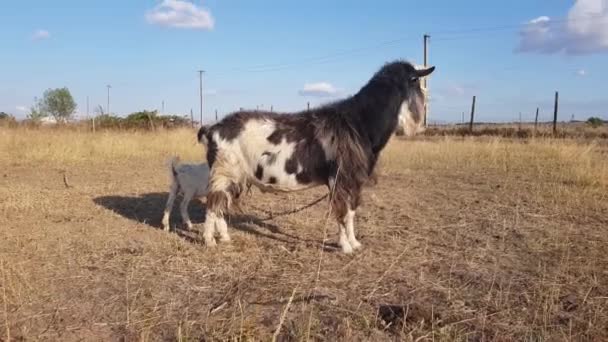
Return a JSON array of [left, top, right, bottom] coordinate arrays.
[[577, 69, 588, 76], [16, 105, 28, 112], [298, 82, 339, 97], [145, 0, 214, 30], [530, 16, 551, 25], [517, 0, 608, 55], [31, 29, 50, 41]]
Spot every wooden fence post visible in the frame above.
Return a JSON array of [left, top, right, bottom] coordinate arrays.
[[534, 107, 539, 135], [469, 95, 476, 133], [553, 91, 559, 135], [518, 112, 522, 131]]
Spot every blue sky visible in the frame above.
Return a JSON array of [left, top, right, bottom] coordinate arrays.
[[1, 0, 607, 123]]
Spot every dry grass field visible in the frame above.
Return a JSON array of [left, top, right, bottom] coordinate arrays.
[[1, 127, 607, 341], [423, 122, 608, 140]]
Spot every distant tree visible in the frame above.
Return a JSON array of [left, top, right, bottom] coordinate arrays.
[[126, 110, 157, 122], [124, 110, 158, 129], [94, 105, 105, 116], [587, 116, 603, 128], [38, 87, 77, 123], [0, 112, 13, 120], [96, 113, 123, 128], [0, 112, 16, 126], [27, 97, 48, 121]]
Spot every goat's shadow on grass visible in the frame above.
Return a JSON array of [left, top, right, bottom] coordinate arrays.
[[93, 192, 337, 251]]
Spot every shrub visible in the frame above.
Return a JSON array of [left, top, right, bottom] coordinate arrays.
[[587, 117, 603, 128], [0, 112, 17, 127]]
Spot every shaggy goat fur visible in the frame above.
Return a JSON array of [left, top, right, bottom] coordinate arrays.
[[161, 156, 210, 231], [197, 60, 435, 252]]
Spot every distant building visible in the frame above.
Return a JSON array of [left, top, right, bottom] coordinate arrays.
[[39, 116, 57, 125]]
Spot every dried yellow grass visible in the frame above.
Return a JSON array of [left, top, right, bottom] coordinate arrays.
[[0, 126, 202, 166], [0, 127, 607, 341]]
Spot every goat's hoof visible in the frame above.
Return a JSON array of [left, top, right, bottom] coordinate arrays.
[[340, 242, 354, 254], [204, 238, 217, 247], [219, 235, 232, 243], [350, 240, 363, 250], [162, 225, 170, 232]]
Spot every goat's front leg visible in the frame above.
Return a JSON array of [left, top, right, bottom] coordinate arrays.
[[338, 220, 353, 254], [203, 190, 233, 246], [345, 208, 362, 250], [332, 196, 353, 254]]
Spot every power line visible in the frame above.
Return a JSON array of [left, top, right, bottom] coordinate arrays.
[[430, 12, 607, 36], [209, 36, 419, 77], [205, 13, 606, 78]]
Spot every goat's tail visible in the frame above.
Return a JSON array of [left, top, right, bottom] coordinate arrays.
[[197, 125, 209, 146], [167, 155, 180, 182]]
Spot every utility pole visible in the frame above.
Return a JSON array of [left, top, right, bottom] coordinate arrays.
[[190, 108, 194, 128], [469, 95, 476, 133], [423, 34, 430, 127], [106, 85, 111, 115], [88, 96, 95, 133], [215, 109, 218, 121], [534, 107, 539, 135], [161, 100, 165, 114], [198, 70, 204, 125], [553, 91, 559, 135]]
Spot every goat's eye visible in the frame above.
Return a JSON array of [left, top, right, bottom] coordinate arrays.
[[409, 77, 419, 83]]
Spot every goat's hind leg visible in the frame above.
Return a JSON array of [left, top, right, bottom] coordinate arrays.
[[162, 181, 179, 231], [180, 190, 195, 230]]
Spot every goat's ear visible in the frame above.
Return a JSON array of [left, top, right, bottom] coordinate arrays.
[[197, 126, 208, 144], [416, 66, 435, 78]]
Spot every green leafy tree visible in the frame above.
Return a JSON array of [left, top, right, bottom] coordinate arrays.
[[126, 110, 157, 122], [38, 87, 77, 123], [587, 116, 603, 128], [27, 97, 48, 121], [94, 105, 105, 116]]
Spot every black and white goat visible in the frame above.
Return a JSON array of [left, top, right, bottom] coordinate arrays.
[[197, 60, 435, 253], [161, 156, 210, 231]]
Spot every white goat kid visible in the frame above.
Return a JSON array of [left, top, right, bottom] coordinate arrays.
[[161, 156, 210, 231]]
